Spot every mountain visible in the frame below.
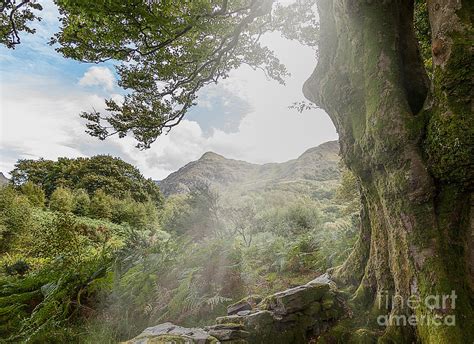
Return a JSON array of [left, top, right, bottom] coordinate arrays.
[[0, 173, 9, 186], [159, 141, 341, 198]]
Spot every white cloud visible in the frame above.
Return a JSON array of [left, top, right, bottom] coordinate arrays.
[[79, 66, 116, 91], [1, 27, 337, 181]]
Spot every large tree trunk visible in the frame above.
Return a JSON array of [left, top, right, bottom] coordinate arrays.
[[303, 0, 473, 342]]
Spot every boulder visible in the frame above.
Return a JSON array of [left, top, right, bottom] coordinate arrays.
[[261, 283, 329, 315], [124, 276, 342, 344], [205, 323, 250, 341], [227, 295, 262, 315], [123, 322, 217, 344]]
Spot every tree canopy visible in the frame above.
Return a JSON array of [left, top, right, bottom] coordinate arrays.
[[1, 0, 318, 148], [10, 155, 163, 205]]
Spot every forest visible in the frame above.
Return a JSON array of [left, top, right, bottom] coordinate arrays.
[[0, 153, 358, 342], [0, 0, 473, 343]]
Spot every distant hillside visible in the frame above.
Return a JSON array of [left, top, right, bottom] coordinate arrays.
[[159, 141, 341, 198], [0, 173, 9, 186]]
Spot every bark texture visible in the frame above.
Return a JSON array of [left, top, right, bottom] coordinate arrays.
[[303, 0, 473, 342]]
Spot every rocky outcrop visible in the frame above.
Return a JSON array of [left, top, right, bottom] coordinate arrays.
[[0, 172, 9, 186], [124, 274, 342, 344]]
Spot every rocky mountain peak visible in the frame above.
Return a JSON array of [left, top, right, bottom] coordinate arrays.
[[159, 141, 340, 197], [200, 151, 226, 160]]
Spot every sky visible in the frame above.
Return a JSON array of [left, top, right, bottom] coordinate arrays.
[[0, 1, 337, 180]]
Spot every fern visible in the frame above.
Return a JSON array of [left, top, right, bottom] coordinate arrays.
[[205, 295, 232, 310]]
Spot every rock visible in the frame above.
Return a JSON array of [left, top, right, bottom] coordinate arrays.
[[306, 273, 333, 286], [321, 308, 340, 321], [303, 302, 321, 316], [236, 310, 251, 316], [123, 322, 217, 344], [244, 310, 275, 329], [321, 293, 335, 310], [227, 295, 262, 315], [227, 301, 252, 315], [261, 283, 329, 315], [216, 315, 246, 325], [207, 328, 250, 341], [124, 277, 342, 344]]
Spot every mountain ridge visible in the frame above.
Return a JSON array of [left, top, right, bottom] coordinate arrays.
[[159, 141, 341, 197]]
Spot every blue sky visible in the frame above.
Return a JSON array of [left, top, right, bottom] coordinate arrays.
[[0, 1, 337, 179]]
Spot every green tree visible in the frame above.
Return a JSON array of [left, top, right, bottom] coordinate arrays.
[[89, 189, 112, 220], [32, 213, 82, 260], [72, 188, 90, 216], [20, 181, 45, 208], [10, 158, 57, 196], [0, 187, 32, 252], [3, 0, 473, 341], [10, 155, 163, 205], [184, 183, 221, 237], [49, 187, 74, 213], [159, 194, 191, 234], [0, 0, 42, 48], [111, 196, 148, 229]]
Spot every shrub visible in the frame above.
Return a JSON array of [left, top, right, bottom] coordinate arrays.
[[31, 213, 83, 260], [49, 187, 74, 213], [73, 188, 91, 216], [89, 189, 112, 220], [111, 197, 148, 229], [20, 181, 45, 207], [4, 259, 30, 276], [159, 194, 190, 234], [0, 187, 33, 252]]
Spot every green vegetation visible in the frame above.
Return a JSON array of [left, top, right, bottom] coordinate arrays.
[[10, 155, 162, 205], [4, 0, 471, 341], [0, 153, 357, 343]]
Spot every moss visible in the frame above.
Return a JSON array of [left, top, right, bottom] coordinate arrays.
[[349, 328, 378, 344], [317, 320, 354, 343], [227, 294, 262, 310], [425, 31, 474, 185], [134, 334, 219, 344], [146, 335, 190, 344], [216, 316, 245, 325]]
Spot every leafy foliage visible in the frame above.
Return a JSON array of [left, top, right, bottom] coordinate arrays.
[[20, 181, 45, 208], [0, 152, 359, 343], [49, 187, 74, 213], [0, 186, 33, 253], [10, 155, 163, 205], [72, 188, 90, 216], [0, 0, 42, 48], [51, 0, 290, 148], [1, 0, 319, 148], [89, 189, 113, 220]]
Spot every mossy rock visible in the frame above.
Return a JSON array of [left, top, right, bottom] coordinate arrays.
[[303, 301, 322, 316], [124, 323, 217, 344], [321, 292, 335, 310], [227, 295, 263, 315], [216, 315, 246, 325], [261, 284, 330, 315]]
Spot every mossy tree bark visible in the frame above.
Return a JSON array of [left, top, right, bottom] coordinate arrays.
[[303, 0, 473, 342]]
